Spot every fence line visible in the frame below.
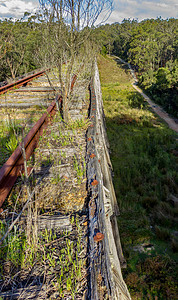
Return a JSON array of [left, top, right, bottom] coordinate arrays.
[[87, 61, 131, 299]]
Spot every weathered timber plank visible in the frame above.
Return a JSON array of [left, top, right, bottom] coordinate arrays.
[[22, 215, 72, 231], [86, 61, 131, 299], [0, 284, 47, 299]]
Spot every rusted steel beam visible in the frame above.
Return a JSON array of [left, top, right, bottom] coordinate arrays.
[[0, 96, 60, 207], [0, 70, 46, 95]]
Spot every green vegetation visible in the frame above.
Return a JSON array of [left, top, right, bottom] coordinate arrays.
[[1, 16, 177, 116], [73, 154, 86, 184], [0, 119, 20, 167], [0, 106, 47, 167], [0, 216, 84, 299], [98, 55, 178, 299], [94, 18, 178, 118], [0, 77, 89, 295], [0, 17, 42, 81], [1, 12, 177, 298]]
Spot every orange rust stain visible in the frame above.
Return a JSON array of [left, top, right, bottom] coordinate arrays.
[[94, 232, 104, 242], [91, 179, 98, 186]]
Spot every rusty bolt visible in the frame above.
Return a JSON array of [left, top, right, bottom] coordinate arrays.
[[96, 133, 98, 135], [91, 179, 98, 186], [92, 108, 96, 111], [94, 232, 104, 242], [98, 159, 101, 163], [90, 124, 94, 127], [90, 153, 96, 158]]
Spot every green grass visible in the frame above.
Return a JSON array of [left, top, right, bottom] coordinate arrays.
[[0, 216, 84, 298], [98, 55, 178, 299], [0, 106, 47, 167], [0, 119, 20, 167]]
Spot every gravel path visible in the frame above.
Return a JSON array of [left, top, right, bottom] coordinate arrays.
[[132, 83, 178, 133]]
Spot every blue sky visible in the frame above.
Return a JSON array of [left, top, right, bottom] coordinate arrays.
[[0, 0, 177, 22]]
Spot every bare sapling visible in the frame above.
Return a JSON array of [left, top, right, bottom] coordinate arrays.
[[38, 0, 113, 122]]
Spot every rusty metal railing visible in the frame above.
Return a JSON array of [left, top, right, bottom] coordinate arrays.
[[0, 70, 46, 95], [0, 69, 79, 207], [0, 95, 62, 207]]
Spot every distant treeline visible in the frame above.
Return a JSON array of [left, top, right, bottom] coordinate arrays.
[[0, 16, 177, 117], [94, 18, 178, 118], [0, 15, 43, 82], [0, 13, 92, 83]]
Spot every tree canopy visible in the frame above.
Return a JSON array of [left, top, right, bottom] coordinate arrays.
[[93, 18, 178, 117], [0, 18, 42, 81], [0, 15, 177, 117]]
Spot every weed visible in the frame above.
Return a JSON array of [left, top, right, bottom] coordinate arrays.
[[60, 150, 66, 158], [5, 134, 18, 153], [0, 222, 26, 276], [51, 132, 59, 140], [0, 214, 84, 297], [73, 154, 86, 183], [58, 129, 72, 146], [55, 217, 84, 297], [0, 119, 21, 165], [69, 118, 90, 131]]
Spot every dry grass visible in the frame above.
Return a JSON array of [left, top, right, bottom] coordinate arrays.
[[0, 64, 91, 298]]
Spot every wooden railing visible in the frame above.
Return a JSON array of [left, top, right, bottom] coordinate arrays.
[[87, 61, 131, 299]]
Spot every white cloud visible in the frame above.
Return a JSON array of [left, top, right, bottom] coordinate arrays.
[[0, 0, 38, 19], [0, 0, 177, 22], [107, 0, 178, 23]]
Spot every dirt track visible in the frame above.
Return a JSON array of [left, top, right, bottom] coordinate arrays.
[[114, 55, 178, 134], [132, 83, 178, 133]]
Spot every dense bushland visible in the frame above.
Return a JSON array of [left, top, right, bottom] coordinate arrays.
[[1, 16, 177, 119], [98, 55, 178, 299], [0, 16, 43, 81], [94, 18, 178, 118]]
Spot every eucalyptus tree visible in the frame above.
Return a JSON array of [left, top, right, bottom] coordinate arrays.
[[0, 18, 42, 82], [38, 0, 113, 121]]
